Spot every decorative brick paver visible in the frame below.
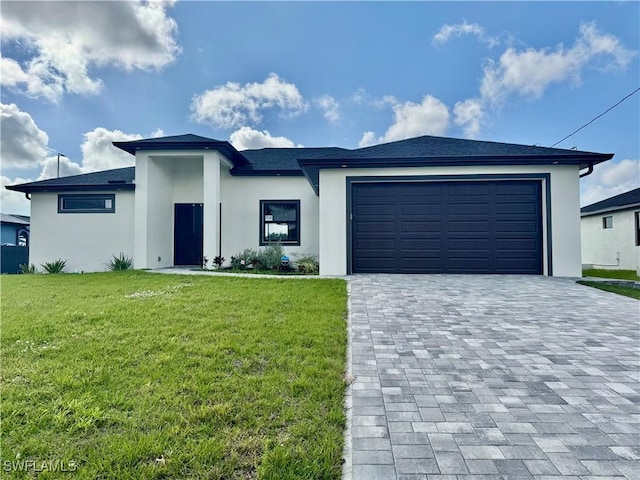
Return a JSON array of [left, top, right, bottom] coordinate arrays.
[[344, 275, 639, 480]]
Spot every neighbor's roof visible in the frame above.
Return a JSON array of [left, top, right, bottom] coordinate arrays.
[[113, 133, 249, 167], [5, 167, 135, 194], [233, 147, 348, 176], [297, 135, 614, 194], [1, 213, 30, 225], [581, 187, 640, 216]]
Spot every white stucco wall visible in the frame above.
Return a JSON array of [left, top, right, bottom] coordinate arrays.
[[220, 171, 319, 262], [29, 190, 135, 273], [581, 209, 640, 271], [134, 151, 225, 269], [318, 164, 582, 277]]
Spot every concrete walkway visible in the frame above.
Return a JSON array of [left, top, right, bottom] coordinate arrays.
[[345, 275, 640, 480]]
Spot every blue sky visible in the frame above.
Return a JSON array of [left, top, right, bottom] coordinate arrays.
[[2, 1, 638, 215]]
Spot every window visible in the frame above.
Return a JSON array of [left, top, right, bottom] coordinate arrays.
[[260, 200, 300, 245], [602, 216, 613, 229], [16, 228, 28, 247], [635, 211, 640, 246], [58, 194, 115, 213]]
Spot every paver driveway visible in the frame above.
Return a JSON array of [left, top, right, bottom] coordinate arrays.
[[345, 275, 639, 480]]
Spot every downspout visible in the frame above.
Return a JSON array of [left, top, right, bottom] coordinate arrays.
[[25, 193, 31, 200], [579, 162, 594, 178]]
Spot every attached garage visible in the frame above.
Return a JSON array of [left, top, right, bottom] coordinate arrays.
[[351, 179, 543, 274]]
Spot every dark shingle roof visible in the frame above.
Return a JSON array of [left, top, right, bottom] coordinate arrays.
[[113, 133, 249, 166], [581, 187, 640, 216], [6, 134, 615, 194], [297, 135, 614, 194], [313, 135, 611, 161], [5, 167, 135, 193], [233, 147, 348, 175]]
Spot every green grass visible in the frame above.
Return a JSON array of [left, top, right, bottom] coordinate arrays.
[[582, 268, 640, 281], [578, 280, 640, 300], [1, 272, 347, 479]]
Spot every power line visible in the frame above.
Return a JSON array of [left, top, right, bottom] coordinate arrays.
[[551, 87, 640, 148]]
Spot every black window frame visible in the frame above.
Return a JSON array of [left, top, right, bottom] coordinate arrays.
[[635, 211, 640, 246], [58, 194, 116, 214], [602, 215, 613, 229], [259, 200, 300, 246]]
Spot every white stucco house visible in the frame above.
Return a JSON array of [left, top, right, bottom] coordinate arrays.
[[581, 187, 640, 272], [7, 133, 614, 276]]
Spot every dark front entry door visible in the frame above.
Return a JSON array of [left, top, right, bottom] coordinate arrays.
[[174, 203, 203, 265]]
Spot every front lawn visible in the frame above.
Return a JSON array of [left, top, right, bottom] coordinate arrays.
[[1, 272, 347, 479], [582, 268, 640, 281], [578, 280, 640, 300]]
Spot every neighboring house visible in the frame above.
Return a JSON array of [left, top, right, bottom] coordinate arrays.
[[7, 133, 613, 276], [1, 213, 30, 246], [580, 187, 640, 272]]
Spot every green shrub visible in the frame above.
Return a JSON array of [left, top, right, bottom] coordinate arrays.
[[255, 244, 285, 271], [294, 253, 319, 275], [213, 256, 225, 269], [230, 249, 259, 270], [107, 253, 133, 271], [41, 259, 67, 274], [18, 263, 38, 274]]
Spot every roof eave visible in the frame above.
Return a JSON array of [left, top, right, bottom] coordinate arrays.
[[298, 153, 613, 169], [229, 169, 304, 177], [5, 184, 135, 194], [112, 140, 249, 167]]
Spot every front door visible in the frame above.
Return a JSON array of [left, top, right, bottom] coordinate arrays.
[[174, 203, 203, 265]]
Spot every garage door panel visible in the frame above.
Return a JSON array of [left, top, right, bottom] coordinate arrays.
[[448, 221, 490, 232], [400, 258, 444, 269], [356, 239, 396, 250], [400, 203, 442, 214], [352, 180, 542, 274], [401, 221, 442, 233], [402, 238, 441, 250], [494, 203, 538, 214], [356, 204, 395, 215], [355, 221, 395, 233], [495, 183, 538, 195], [447, 238, 490, 250], [495, 220, 539, 232], [401, 184, 443, 196], [495, 239, 538, 250]]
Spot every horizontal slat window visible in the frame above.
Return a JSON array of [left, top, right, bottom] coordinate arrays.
[[58, 194, 115, 213]]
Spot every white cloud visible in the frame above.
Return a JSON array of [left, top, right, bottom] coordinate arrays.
[[350, 88, 397, 109], [360, 95, 450, 147], [229, 126, 301, 151], [80, 128, 143, 172], [0, 1, 180, 102], [0, 57, 30, 86], [480, 22, 635, 105], [453, 98, 485, 138], [38, 155, 85, 181], [432, 21, 498, 47], [316, 95, 341, 122], [580, 158, 640, 206], [191, 73, 308, 129], [359, 131, 378, 148], [1, 175, 32, 215], [0, 103, 49, 168]]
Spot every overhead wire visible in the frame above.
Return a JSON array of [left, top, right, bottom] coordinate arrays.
[[550, 87, 640, 148]]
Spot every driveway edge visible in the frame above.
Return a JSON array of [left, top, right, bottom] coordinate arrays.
[[342, 279, 353, 480]]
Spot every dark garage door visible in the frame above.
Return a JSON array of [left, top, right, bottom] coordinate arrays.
[[352, 180, 542, 274]]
